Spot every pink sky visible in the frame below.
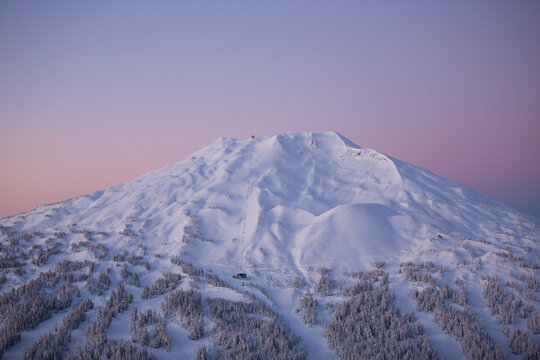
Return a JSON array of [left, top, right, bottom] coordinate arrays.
[[1, 1, 540, 218]]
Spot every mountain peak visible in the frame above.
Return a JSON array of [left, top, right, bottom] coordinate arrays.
[[2, 129, 528, 255], [212, 131, 360, 151]]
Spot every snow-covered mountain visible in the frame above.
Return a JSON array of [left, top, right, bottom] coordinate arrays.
[[0, 131, 538, 360]]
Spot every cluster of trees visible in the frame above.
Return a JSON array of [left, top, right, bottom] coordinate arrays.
[[0, 271, 76, 356], [113, 251, 126, 262], [0, 225, 13, 236], [128, 273, 141, 287], [137, 243, 147, 254], [71, 229, 93, 242], [205, 273, 230, 288], [433, 303, 505, 360], [88, 283, 133, 332], [119, 224, 137, 238], [315, 268, 335, 296], [70, 241, 90, 252], [127, 255, 150, 270], [67, 284, 156, 360], [520, 303, 534, 319], [296, 290, 317, 325], [57, 284, 80, 309], [128, 255, 142, 265], [130, 308, 172, 350], [344, 271, 373, 296], [69, 240, 107, 261], [480, 272, 540, 358], [23, 299, 94, 360], [170, 257, 204, 277], [507, 328, 540, 358], [465, 237, 491, 245], [412, 283, 466, 312], [31, 242, 62, 265], [527, 277, 539, 292], [527, 311, 539, 334], [148, 321, 171, 350], [86, 271, 111, 296], [161, 289, 204, 340], [508, 280, 522, 293], [406, 267, 502, 360], [519, 274, 540, 292], [5, 232, 32, 246], [400, 261, 439, 287], [208, 297, 307, 360], [120, 264, 141, 287], [325, 271, 438, 360], [498, 248, 539, 270], [13, 265, 24, 276], [0, 230, 32, 270], [182, 215, 214, 244], [70, 337, 156, 360], [197, 345, 207, 360], [141, 273, 182, 299], [502, 295, 523, 325], [483, 275, 539, 335], [88, 243, 108, 261], [60, 298, 94, 329], [53, 231, 67, 239], [292, 276, 307, 289], [55, 260, 94, 283], [483, 276, 507, 316], [0, 254, 22, 269], [524, 288, 538, 303]]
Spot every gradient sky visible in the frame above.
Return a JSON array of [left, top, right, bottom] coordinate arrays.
[[1, 1, 539, 219]]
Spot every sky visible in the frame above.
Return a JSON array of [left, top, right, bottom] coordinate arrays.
[[1, 1, 539, 219]]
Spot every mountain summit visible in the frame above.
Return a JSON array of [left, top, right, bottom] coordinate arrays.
[[1, 131, 538, 359]]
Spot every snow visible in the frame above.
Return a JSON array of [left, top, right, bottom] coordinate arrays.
[[1, 130, 538, 359]]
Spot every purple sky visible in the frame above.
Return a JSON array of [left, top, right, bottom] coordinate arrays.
[[1, 1, 539, 219]]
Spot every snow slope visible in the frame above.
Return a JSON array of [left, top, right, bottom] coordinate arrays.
[[1, 131, 538, 359]]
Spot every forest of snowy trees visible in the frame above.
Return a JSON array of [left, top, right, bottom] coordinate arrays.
[[0, 221, 538, 360], [67, 284, 158, 360], [0, 271, 79, 356], [296, 290, 317, 325], [482, 275, 540, 359], [208, 297, 307, 360], [23, 299, 94, 359], [141, 273, 182, 299], [131, 308, 172, 350], [161, 289, 204, 340], [324, 269, 438, 360], [315, 268, 335, 296], [401, 262, 507, 360]]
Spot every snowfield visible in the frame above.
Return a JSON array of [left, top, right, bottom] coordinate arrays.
[[0, 131, 538, 359]]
